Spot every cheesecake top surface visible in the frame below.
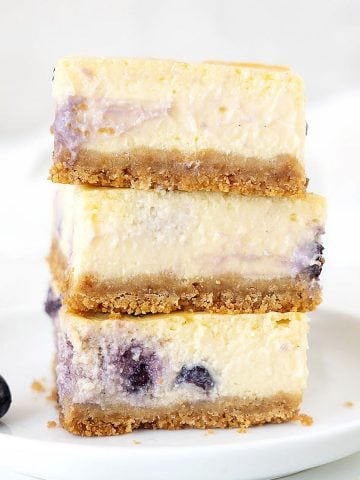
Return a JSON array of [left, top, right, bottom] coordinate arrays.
[[52, 57, 305, 161]]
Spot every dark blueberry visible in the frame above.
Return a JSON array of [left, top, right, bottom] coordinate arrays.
[[113, 345, 158, 394], [305, 121, 309, 136], [315, 242, 324, 256], [44, 287, 62, 320], [127, 363, 152, 393], [175, 365, 214, 392], [0, 375, 11, 419], [304, 263, 323, 279]]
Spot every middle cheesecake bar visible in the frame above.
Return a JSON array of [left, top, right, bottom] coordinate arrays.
[[49, 186, 326, 315]]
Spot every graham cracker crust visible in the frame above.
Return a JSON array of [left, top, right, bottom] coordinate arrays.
[[48, 239, 321, 315], [59, 393, 301, 436], [50, 148, 307, 196]]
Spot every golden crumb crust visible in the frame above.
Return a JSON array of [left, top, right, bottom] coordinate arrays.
[[59, 393, 301, 436], [48, 238, 321, 315], [50, 148, 307, 196]]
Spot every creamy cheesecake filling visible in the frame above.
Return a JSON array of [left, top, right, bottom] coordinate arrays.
[[53, 305, 308, 409], [52, 58, 305, 163], [54, 186, 326, 283]]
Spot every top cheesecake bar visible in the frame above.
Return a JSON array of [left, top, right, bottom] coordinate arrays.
[[50, 58, 307, 195]]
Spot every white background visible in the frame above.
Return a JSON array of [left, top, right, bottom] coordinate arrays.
[[0, 0, 359, 478]]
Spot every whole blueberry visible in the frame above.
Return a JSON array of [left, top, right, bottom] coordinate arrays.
[[176, 365, 215, 392], [315, 242, 324, 256], [0, 375, 11, 419]]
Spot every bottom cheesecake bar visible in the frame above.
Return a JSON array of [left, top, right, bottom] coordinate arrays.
[[50, 298, 308, 436]]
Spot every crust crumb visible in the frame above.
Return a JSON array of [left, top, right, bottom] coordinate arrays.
[[132, 440, 141, 445], [205, 429, 215, 435], [294, 412, 313, 426], [237, 426, 248, 433], [343, 401, 354, 408], [47, 420, 57, 429], [31, 379, 46, 393], [46, 388, 58, 402]]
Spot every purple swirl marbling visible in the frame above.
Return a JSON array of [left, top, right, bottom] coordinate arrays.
[[52, 96, 170, 162]]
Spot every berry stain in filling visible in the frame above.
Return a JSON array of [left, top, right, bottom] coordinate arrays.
[[56, 337, 74, 402], [53, 96, 170, 163], [44, 287, 62, 320], [111, 344, 160, 394]]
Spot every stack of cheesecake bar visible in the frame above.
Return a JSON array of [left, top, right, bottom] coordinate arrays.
[[46, 58, 326, 436]]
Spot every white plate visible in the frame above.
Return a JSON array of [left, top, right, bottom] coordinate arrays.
[[0, 307, 360, 480]]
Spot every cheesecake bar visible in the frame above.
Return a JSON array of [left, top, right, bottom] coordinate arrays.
[[50, 58, 306, 196], [49, 185, 326, 315], [50, 299, 308, 436]]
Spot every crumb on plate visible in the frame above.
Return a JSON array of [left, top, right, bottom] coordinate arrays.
[[293, 412, 313, 426], [31, 379, 45, 393], [237, 426, 248, 434], [46, 389, 57, 402], [47, 420, 57, 429]]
